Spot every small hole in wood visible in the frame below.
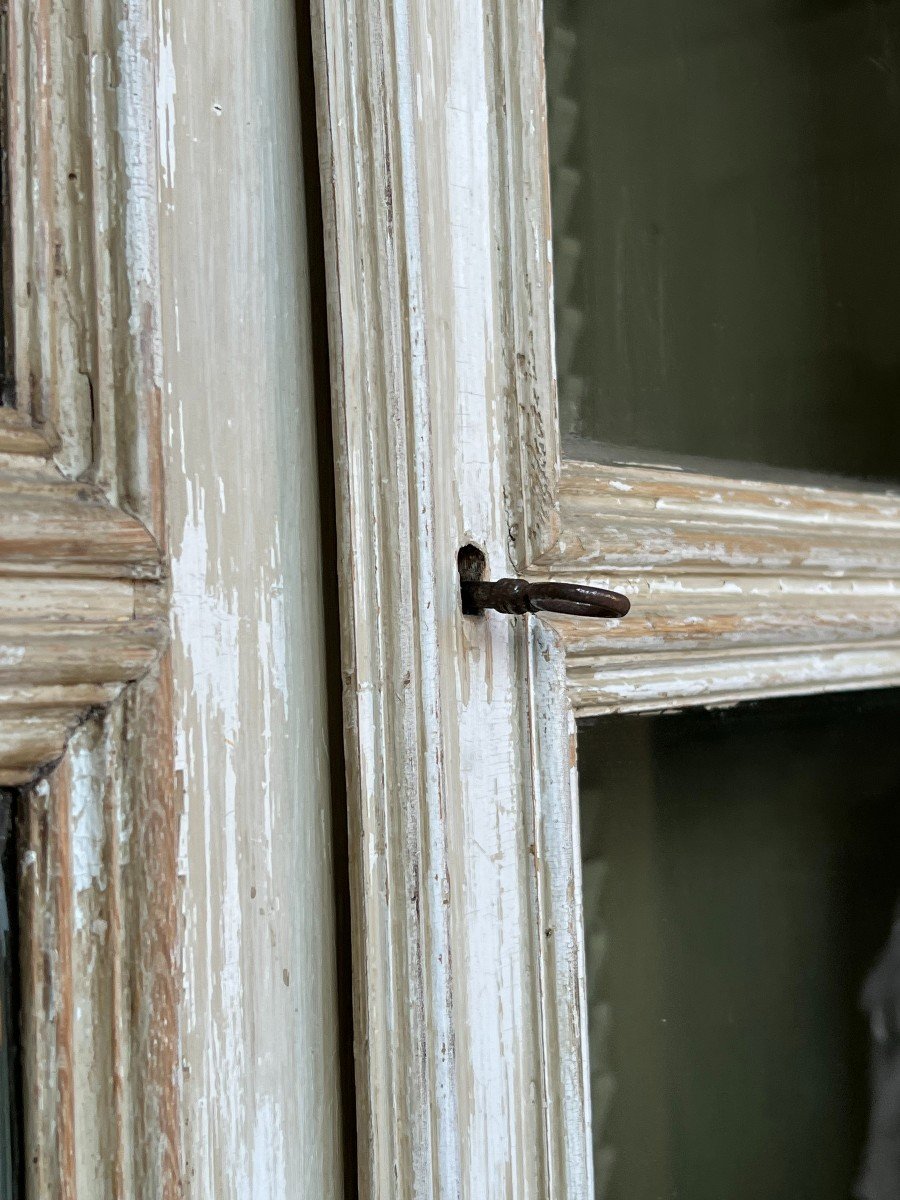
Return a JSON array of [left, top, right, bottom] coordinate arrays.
[[458, 544, 486, 615]]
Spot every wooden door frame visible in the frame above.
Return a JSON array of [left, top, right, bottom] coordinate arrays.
[[1, 0, 346, 1195], [0, 0, 180, 1192], [312, 1, 900, 1196]]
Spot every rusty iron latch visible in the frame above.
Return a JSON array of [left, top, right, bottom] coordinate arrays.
[[461, 576, 630, 620]]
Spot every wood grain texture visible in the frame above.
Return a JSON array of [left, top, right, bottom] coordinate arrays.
[[0, 411, 52, 456], [547, 459, 900, 576], [6, 0, 342, 1189], [492, 0, 561, 565], [120, 661, 182, 1198], [0, 472, 161, 577], [530, 460, 900, 713], [19, 770, 77, 1200], [19, 697, 182, 1199], [314, 0, 900, 1194], [157, 0, 344, 1194], [0, 461, 166, 783], [0, 0, 169, 787], [314, 0, 586, 1194], [4, 0, 182, 1192]]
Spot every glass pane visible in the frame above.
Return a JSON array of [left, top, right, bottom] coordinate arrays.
[[579, 689, 900, 1199], [546, 0, 900, 482], [0, 793, 16, 1198], [0, 1, 13, 405]]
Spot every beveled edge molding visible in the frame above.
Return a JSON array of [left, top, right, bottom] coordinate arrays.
[[313, 0, 594, 1193], [564, 640, 900, 717], [493, 0, 561, 567], [0, 454, 166, 785], [0, 409, 53, 457], [546, 459, 900, 576], [1, 0, 182, 1192], [531, 458, 900, 714]]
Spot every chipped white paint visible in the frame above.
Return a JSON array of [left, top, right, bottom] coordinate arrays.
[[314, 0, 584, 1194], [159, 0, 343, 1195], [1, 0, 183, 1189], [171, 480, 242, 748], [7, 0, 897, 1189], [532, 459, 900, 713], [69, 736, 106, 901], [314, 0, 900, 1197], [2, 0, 341, 1192], [156, 0, 177, 189]]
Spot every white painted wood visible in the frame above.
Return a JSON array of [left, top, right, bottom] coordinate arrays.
[[157, 0, 344, 1195], [524, 620, 593, 1198], [535, 460, 900, 714], [4, 0, 343, 1195], [313, 0, 586, 1195], [313, 0, 900, 1197]]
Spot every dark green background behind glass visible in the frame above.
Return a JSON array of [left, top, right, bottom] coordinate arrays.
[[579, 691, 900, 1200], [547, 0, 900, 480]]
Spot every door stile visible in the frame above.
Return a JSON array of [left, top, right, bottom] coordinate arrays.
[[312, 0, 587, 1195], [524, 620, 593, 1199]]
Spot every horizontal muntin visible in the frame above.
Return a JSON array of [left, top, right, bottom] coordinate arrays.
[[540, 460, 900, 577], [529, 459, 900, 714]]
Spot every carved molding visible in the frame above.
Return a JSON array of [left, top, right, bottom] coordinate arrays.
[[0, 436, 166, 784], [530, 459, 900, 713], [314, 0, 589, 1194], [2, 0, 179, 1192], [0, 0, 170, 786]]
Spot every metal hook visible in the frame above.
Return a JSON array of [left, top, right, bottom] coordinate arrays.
[[461, 577, 630, 620]]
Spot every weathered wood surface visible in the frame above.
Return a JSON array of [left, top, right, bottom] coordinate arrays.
[[9, 0, 900, 1193], [532, 460, 900, 713], [157, 0, 344, 1195], [4, 0, 185, 1190], [0, 0, 171, 787], [0, 456, 166, 784], [314, 0, 591, 1195], [314, 0, 900, 1197], [3, 0, 344, 1193]]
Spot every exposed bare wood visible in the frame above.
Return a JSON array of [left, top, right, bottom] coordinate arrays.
[[5, 0, 344, 1188], [18, 698, 182, 1197], [0, 410, 52, 456], [156, 0, 345, 1194], [0, 473, 161, 578], [566, 640, 900, 716], [493, 0, 561, 565], [523, 459, 900, 713], [543, 459, 900, 576], [0, 461, 166, 782], [0, 621, 164, 683], [19, 768, 78, 1200], [314, 0, 583, 1195], [315, 0, 900, 1192], [3, 0, 182, 1192], [121, 661, 182, 1198]]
